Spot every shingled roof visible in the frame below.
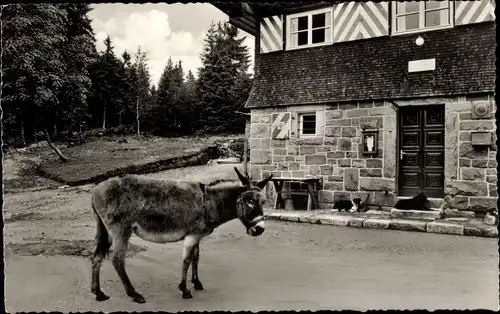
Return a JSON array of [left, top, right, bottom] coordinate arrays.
[[246, 22, 496, 108]]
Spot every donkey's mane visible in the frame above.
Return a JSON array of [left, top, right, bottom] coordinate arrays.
[[207, 178, 237, 186], [206, 178, 241, 189]]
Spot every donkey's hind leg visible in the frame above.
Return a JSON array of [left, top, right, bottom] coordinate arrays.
[[110, 226, 146, 304], [91, 212, 112, 302], [178, 235, 201, 299], [191, 244, 204, 291]]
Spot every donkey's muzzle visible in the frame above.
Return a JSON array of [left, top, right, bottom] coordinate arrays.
[[247, 216, 265, 236]]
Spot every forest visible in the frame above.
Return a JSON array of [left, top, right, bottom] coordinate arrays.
[[2, 4, 253, 147]]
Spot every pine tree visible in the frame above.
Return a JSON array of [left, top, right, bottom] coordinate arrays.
[[156, 57, 175, 115], [58, 3, 98, 137], [180, 70, 198, 135], [186, 70, 196, 85], [120, 50, 139, 126], [171, 60, 185, 133], [151, 57, 186, 135], [223, 23, 253, 133], [196, 22, 252, 134], [2, 4, 68, 143], [89, 35, 123, 130], [133, 46, 152, 136]]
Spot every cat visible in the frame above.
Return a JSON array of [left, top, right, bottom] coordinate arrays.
[[332, 198, 364, 213], [394, 192, 430, 211]]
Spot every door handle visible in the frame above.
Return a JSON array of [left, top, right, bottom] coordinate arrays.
[[400, 150, 406, 160]]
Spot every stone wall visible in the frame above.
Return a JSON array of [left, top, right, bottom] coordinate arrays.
[[444, 94, 497, 216], [249, 94, 497, 215], [249, 101, 398, 210]]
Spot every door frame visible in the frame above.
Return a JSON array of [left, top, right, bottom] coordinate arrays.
[[395, 103, 446, 198]]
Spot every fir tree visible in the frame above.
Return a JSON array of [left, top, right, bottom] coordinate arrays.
[[150, 57, 187, 135], [179, 70, 198, 135], [196, 22, 252, 134], [2, 4, 68, 142], [120, 50, 139, 126], [58, 3, 98, 136], [90, 35, 122, 129], [133, 46, 152, 136]]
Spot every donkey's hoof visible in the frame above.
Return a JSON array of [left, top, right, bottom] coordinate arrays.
[[193, 282, 204, 291], [132, 294, 146, 304], [129, 292, 146, 304], [182, 290, 193, 299], [95, 292, 110, 302]]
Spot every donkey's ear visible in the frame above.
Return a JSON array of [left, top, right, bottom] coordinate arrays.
[[256, 174, 273, 190], [234, 167, 250, 186]]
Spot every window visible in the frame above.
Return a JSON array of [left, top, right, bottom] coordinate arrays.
[[286, 7, 333, 50], [299, 113, 317, 137], [392, 1, 453, 35]]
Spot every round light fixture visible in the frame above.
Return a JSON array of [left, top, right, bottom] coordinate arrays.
[[416, 36, 424, 46]]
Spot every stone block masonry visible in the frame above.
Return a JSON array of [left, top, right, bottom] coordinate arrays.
[[249, 94, 497, 214], [444, 94, 497, 215], [249, 101, 397, 208]]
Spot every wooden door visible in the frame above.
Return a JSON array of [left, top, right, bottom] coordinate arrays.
[[398, 105, 445, 198]]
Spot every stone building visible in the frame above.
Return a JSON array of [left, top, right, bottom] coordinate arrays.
[[214, 1, 497, 216]]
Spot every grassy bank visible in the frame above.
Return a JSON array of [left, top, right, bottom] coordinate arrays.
[[6, 134, 244, 188]]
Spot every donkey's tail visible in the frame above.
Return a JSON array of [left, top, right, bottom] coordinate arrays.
[[91, 200, 111, 259]]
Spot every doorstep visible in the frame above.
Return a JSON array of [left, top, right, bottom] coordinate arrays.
[[264, 209, 498, 238], [390, 208, 443, 220]]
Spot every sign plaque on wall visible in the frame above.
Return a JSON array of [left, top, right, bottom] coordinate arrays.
[[408, 58, 436, 73], [362, 129, 378, 156]]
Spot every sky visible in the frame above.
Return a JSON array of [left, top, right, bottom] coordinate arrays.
[[88, 3, 255, 87]]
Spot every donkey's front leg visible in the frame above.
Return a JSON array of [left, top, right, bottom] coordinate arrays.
[[178, 235, 200, 299], [191, 244, 204, 291]]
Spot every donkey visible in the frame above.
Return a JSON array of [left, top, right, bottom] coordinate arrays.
[[90, 167, 272, 303]]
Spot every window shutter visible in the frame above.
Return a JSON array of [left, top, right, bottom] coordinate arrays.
[[260, 15, 283, 53], [333, 1, 389, 43], [271, 112, 292, 139], [455, 0, 495, 25]]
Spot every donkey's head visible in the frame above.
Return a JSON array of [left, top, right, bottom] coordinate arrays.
[[234, 167, 273, 237]]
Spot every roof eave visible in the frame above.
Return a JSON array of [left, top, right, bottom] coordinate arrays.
[[212, 3, 258, 35]]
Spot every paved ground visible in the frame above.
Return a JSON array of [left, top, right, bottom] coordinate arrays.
[[5, 219, 499, 312]]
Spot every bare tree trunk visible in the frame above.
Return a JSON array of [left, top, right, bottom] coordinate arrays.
[[34, 124, 38, 143], [53, 121, 58, 139], [102, 99, 107, 130], [20, 115, 26, 146], [118, 112, 122, 126], [78, 124, 85, 144], [136, 98, 140, 137], [44, 130, 68, 162]]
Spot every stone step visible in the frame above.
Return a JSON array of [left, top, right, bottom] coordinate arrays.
[[365, 210, 391, 218], [390, 208, 444, 220], [443, 208, 476, 218], [395, 197, 444, 210]]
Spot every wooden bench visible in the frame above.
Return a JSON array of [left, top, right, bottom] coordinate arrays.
[[270, 177, 321, 211]]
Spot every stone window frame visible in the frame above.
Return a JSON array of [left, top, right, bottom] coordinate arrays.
[[298, 111, 318, 138], [391, 1, 454, 36], [285, 7, 333, 51]]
